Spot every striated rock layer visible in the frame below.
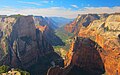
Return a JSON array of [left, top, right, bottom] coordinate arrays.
[[0, 16, 63, 75], [34, 16, 58, 30], [47, 37, 105, 75], [64, 14, 100, 35], [47, 13, 120, 75], [36, 25, 65, 46], [34, 16, 65, 46], [78, 14, 120, 75]]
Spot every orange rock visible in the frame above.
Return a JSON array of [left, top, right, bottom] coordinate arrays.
[[36, 25, 47, 32], [77, 14, 120, 75], [63, 13, 120, 75]]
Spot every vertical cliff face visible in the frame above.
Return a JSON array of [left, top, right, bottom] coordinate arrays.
[[47, 37, 105, 75], [65, 37, 105, 75], [0, 17, 16, 59], [35, 25, 65, 46], [0, 16, 63, 75], [78, 14, 120, 75], [47, 13, 120, 75], [8, 16, 53, 67], [43, 26, 65, 46], [64, 14, 100, 35], [34, 16, 65, 46]]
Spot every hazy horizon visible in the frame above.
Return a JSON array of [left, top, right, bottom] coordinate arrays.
[[0, 0, 120, 18]]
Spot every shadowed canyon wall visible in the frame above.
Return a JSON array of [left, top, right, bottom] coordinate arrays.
[[47, 13, 120, 75], [0, 16, 64, 75], [47, 37, 105, 75]]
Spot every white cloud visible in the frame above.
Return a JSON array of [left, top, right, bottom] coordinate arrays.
[[17, 1, 42, 6], [42, 1, 49, 3], [71, 5, 79, 8], [83, 7, 120, 14], [0, 6, 120, 18]]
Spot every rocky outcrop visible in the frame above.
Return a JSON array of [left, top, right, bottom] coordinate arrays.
[[47, 37, 105, 75], [79, 14, 120, 48], [0, 17, 16, 58], [78, 14, 120, 75], [34, 16, 65, 46], [64, 14, 100, 35], [0, 16, 63, 75], [36, 25, 65, 46], [8, 16, 53, 67], [98, 13, 109, 19], [34, 16, 58, 30], [65, 37, 105, 74], [47, 13, 120, 75]]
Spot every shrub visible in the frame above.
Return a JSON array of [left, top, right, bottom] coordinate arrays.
[[0, 65, 9, 73]]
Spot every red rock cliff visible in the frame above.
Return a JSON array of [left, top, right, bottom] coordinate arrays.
[[47, 37, 105, 75], [64, 14, 100, 35], [47, 13, 120, 75], [78, 14, 120, 75]]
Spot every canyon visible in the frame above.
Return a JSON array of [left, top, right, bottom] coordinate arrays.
[[47, 13, 120, 75], [0, 16, 64, 75], [0, 13, 119, 75]]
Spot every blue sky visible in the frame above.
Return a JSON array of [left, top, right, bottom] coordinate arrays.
[[0, 0, 120, 18]]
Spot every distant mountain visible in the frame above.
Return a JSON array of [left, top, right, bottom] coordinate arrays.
[[49, 17, 73, 27], [64, 14, 100, 35], [34, 16, 58, 30], [0, 15, 7, 18], [34, 16, 73, 30], [0, 15, 73, 30]]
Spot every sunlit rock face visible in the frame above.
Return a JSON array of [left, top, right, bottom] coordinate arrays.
[[0, 17, 16, 59], [0, 16, 63, 75], [64, 14, 100, 35], [47, 37, 105, 75], [78, 14, 120, 75], [65, 37, 105, 75], [47, 13, 120, 75]]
